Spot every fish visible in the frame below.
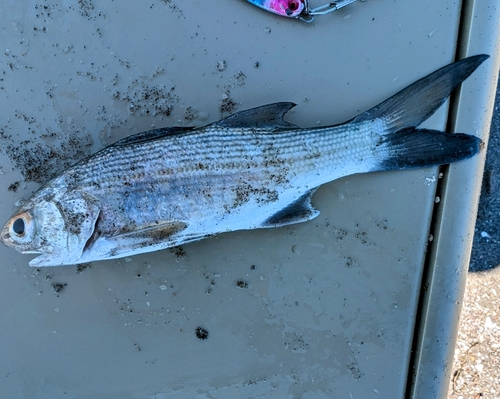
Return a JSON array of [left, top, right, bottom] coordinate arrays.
[[0, 54, 489, 267]]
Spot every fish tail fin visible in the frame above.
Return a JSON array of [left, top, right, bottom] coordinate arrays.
[[352, 54, 489, 133], [379, 128, 484, 170], [353, 55, 488, 170]]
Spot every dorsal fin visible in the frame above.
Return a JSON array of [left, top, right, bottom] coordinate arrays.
[[113, 102, 298, 146], [212, 102, 299, 129], [113, 126, 195, 146]]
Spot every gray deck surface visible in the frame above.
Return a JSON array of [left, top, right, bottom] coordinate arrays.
[[0, 1, 498, 398], [0, 2, 458, 397]]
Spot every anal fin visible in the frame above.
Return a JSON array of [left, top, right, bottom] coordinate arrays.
[[262, 189, 319, 228], [114, 221, 187, 240]]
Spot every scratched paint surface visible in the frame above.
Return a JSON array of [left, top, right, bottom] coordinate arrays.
[[0, 1, 461, 398]]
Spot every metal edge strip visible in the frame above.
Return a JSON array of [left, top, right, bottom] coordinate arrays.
[[406, 1, 500, 398]]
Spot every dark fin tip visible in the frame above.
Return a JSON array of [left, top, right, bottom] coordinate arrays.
[[381, 128, 482, 170]]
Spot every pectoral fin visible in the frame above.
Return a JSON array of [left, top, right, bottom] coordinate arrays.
[[262, 190, 319, 228], [86, 221, 188, 259], [111, 221, 187, 242]]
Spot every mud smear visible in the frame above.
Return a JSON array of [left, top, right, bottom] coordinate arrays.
[[113, 82, 180, 118], [78, 0, 108, 20], [158, 0, 183, 16], [220, 90, 237, 117]]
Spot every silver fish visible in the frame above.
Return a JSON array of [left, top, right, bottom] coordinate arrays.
[[1, 55, 488, 267]]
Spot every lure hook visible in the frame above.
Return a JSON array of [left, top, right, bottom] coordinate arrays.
[[299, 0, 358, 22]]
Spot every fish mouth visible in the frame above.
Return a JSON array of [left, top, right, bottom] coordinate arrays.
[[28, 252, 73, 267], [0, 228, 41, 254], [28, 254, 53, 267], [0, 223, 13, 248]]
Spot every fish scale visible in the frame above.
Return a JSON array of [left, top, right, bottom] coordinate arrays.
[[0, 55, 488, 266]]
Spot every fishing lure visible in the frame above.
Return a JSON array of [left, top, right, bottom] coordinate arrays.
[[246, 0, 358, 22]]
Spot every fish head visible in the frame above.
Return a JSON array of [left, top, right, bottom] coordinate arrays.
[[268, 0, 305, 17], [1, 189, 100, 267]]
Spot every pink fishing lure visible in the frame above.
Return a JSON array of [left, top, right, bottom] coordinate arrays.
[[246, 0, 359, 22], [247, 0, 306, 18]]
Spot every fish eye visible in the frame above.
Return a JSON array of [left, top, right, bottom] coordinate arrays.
[[8, 212, 33, 240], [12, 218, 25, 236]]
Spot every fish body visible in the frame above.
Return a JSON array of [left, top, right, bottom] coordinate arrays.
[[1, 55, 488, 266]]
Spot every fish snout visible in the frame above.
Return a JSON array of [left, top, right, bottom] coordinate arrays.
[[0, 220, 12, 246]]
